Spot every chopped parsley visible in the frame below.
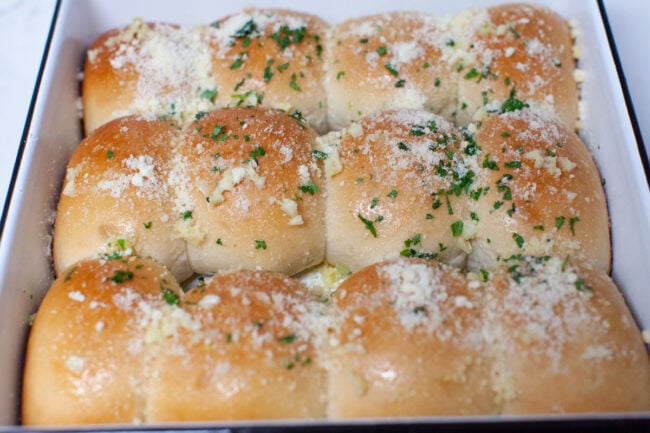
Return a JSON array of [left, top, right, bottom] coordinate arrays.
[[387, 189, 398, 198], [232, 19, 257, 39], [230, 57, 244, 70], [504, 160, 521, 169], [398, 141, 411, 151], [144, 221, 153, 229], [270, 25, 306, 51], [182, 210, 193, 220], [263, 59, 274, 83], [376, 46, 387, 55], [501, 88, 529, 113], [248, 146, 266, 161], [451, 221, 464, 237], [482, 154, 499, 170], [111, 270, 134, 284], [308, 150, 327, 162], [64, 267, 76, 282], [384, 63, 399, 77], [569, 217, 580, 235], [575, 278, 591, 291], [288, 110, 305, 125], [358, 213, 377, 237], [464, 67, 479, 80], [513, 233, 525, 248], [106, 150, 114, 159], [254, 240, 267, 250], [277, 333, 297, 344], [508, 25, 521, 39], [399, 233, 437, 260], [299, 180, 320, 195], [200, 88, 218, 101], [413, 306, 427, 315], [211, 124, 226, 140], [289, 73, 301, 91], [162, 287, 179, 305]]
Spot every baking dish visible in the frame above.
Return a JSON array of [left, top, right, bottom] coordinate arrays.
[[0, 0, 648, 430]]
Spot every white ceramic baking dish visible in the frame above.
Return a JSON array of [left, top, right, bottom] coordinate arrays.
[[0, 0, 648, 430]]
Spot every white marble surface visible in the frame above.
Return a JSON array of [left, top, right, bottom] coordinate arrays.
[[0, 0, 648, 215]]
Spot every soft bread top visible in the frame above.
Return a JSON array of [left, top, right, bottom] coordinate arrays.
[[24, 255, 650, 423], [148, 269, 327, 421], [82, 5, 580, 134], [208, 8, 329, 133], [326, 256, 650, 416], [53, 115, 193, 281], [486, 256, 650, 413], [23, 258, 327, 424], [322, 109, 475, 272], [467, 109, 610, 272], [176, 107, 325, 275], [54, 107, 326, 280], [22, 257, 183, 425], [83, 20, 218, 135], [455, 3, 578, 128], [326, 257, 492, 417], [82, 10, 329, 135], [324, 12, 458, 130]]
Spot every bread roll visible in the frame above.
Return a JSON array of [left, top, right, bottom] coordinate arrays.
[[22, 257, 183, 425], [174, 107, 325, 275], [148, 270, 327, 421], [467, 110, 610, 272], [324, 12, 457, 130], [455, 3, 578, 128], [82, 20, 217, 134], [484, 256, 650, 413], [207, 9, 329, 133], [326, 257, 492, 417], [323, 109, 474, 272], [53, 116, 192, 282]]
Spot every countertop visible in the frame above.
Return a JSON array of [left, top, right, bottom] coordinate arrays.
[[0, 0, 648, 217]]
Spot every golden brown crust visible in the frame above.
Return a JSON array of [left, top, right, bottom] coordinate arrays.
[[325, 12, 457, 130], [467, 110, 610, 272], [323, 109, 473, 271], [23, 261, 326, 424], [22, 257, 182, 425], [148, 270, 327, 421], [53, 116, 192, 282], [82, 20, 219, 134], [55, 107, 326, 279], [177, 107, 326, 275], [39, 4, 648, 424], [23, 255, 650, 423], [327, 256, 650, 416], [485, 257, 650, 413], [456, 3, 578, 128], [208, 9, 329, 133], [327, 257, 493, 417], [82, 26, 139, 135]]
